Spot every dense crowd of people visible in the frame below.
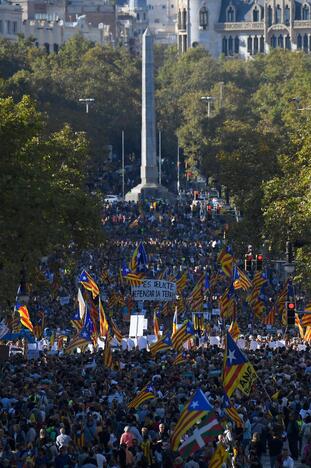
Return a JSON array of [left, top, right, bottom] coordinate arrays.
[[1, 198, 310, 467]]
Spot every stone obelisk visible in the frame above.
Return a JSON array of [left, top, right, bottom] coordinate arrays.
[[125, 28, 172, 202]]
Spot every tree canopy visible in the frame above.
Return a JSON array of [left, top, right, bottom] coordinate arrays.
[[0, 95, 102, 305], [1, 36, 311, 291]]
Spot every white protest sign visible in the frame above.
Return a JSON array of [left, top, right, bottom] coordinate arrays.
[[129, 315, 145, 337], [131, 279, 176, 302], [212, 308, 220, 316]]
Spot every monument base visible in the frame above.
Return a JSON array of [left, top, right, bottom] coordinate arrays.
[[125, 183, 174, 202]]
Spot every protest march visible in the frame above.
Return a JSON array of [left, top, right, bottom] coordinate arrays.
[[0, 198, 310, 468]]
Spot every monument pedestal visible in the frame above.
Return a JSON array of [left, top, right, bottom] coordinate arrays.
[[125, 182, 174, 202]]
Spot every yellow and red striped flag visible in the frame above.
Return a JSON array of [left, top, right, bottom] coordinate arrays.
[[111, 318, 123, 344], [262, 307, 276, 326], [172, 321, 194, 352], [209, 443, 229, 468], [99, 298, 109, 338], [171, 388, 213, 451], [103, 340, 114, 368], [228, 321, 240, 341], [304, 327, 311, 342], [17, 305, 34, 334], [217, 247, 233, 278], [176, 272, 187, 293], [188, 273, 205, 311], [65, 330, 90, 354], [219, 286, 235, 319], [153, 310, 160, 340], [128, 384, 155, 409], [123, 272, 144, 286], [233, 266, 252, 291], [223, 332, 256, 397], [295, 314, 304, 339], [79, 270, 99, 299], [301, 314, 311, 327], [173, 352, 186, 365]]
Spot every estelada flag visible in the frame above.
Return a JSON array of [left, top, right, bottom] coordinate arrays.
[[171, 388, 213, 452], [223, 332, 256, 397]]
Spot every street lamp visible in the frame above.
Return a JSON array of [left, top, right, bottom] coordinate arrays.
[[201, 96, 215, 117], [78, 98, 95, 114]]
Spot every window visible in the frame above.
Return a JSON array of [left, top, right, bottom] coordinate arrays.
[[44, 43, 50, 53], [178, 9, 181, 29], [222, 37, 228, 56], [271, 35, 277, 48], [247, 36, 252, 54], [228, 36, 233, 55], [199, 7, 208, 30], [297, 34, 302, 49], [53, 43, 59, 53], [178, 35, 182, 53], [278, 34, 283, 48], [234, 36, 239, 54], [285, 35, 291, 50], [253, 7, 259, 22], [183, 34, 187, 52], [303, 33, 308, 51], [254, 36, 259, 54], [275, 5, 281, 24], [13, 21, 17, 34], [182, 8, 187, 30], [260, 36, 265, 53], [268, 6, 272, 26], [227, 6, 235, 22], [6, 20, 11, 34], [302, 5, 309, 20], [285, 5, 290, 24], [137, 13, 140, 20], [143, 13, 146, 20], [0, 20, 2, 33]]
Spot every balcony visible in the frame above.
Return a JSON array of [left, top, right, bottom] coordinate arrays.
[[293, 20, 311, 29], [215, 21, 264, 32]]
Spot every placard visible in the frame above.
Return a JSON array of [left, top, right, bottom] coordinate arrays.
[[131, 280, 176, 302], [129, 315, 145, 337]]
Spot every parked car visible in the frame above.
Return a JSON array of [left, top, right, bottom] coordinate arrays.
[[104, 194, 121, 203]]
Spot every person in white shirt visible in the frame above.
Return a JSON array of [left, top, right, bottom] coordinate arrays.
[[55, 427, 71, 449], [282, 448, 294, 468]]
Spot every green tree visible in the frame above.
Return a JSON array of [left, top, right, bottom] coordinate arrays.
[[0, 96, 102, 306]]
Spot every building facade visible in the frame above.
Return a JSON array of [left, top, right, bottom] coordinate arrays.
[[176, 0, 311, 57]]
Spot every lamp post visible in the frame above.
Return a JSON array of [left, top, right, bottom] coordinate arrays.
[[201, 96, 215, 117], [158, 129, 162, 185], [78, 98, 95, 114], [122, 130, 125, 199]]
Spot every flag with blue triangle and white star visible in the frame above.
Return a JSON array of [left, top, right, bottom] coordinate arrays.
[[223, 332, 257, 397], [171, 388, 213, 451]]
